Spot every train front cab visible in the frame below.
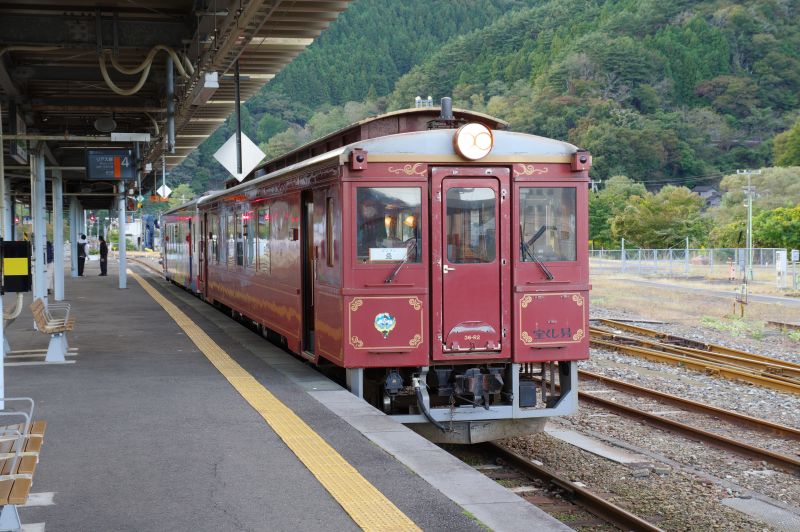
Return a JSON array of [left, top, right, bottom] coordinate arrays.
[[333, 135, 590, 444]]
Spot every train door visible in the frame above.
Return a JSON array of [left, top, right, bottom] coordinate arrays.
[[431, 167, 511, 360], [187, 218, 193, 287], [198, 213, 207, 295], [301, 190, 316, 356]]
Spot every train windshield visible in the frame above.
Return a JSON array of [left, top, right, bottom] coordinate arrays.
[[519, 187, 576, 262], [356, 187, 422, 264]]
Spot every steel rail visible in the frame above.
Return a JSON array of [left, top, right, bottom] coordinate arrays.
[[579, 370, 800, 440], [486, 442, 665, 532], [614, 318, 800, 364], [590, 338, 800, 395], [597, 319, 800, 372], [768, 321, 800, 332], [578, 390, 800, 475], [591, 328, 800, 384]]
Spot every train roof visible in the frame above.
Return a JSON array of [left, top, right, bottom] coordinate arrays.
[[197, 127, 579, 208], [228, 107, 510, 187], [162, 190, 220, 215]]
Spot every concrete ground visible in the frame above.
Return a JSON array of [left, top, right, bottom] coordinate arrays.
[[1, 258, 568, 531]]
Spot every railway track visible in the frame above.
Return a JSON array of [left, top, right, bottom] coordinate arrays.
[[579, 370, 800, 441], [768, 320, 800, 332], [576, 372, 800, 475], [590, 319, 800, 395], [483, 442, 664, 531]]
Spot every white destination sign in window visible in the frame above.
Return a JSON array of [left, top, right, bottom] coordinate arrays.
[[369, 248, 408, 262]]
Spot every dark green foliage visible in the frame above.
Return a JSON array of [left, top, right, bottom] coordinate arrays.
[[774, 116, 800, 166], [268, 0, 526, 108], [753, 206, 800, 249], [388, 0, 800, 185], [610, 186, 709, 248], [172, 0, 800, 241]]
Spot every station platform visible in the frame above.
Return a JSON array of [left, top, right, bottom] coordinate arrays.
[[2, 257, 569, 532]]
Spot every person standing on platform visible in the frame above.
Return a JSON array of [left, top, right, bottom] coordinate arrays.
[[99, 235, 108, 276], [77, 234, 88, 276]]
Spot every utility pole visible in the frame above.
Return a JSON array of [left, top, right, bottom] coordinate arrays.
[[737, 169, 761, 281]]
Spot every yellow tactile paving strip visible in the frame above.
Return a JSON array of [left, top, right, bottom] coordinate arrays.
[[129, 270, 420, 532]]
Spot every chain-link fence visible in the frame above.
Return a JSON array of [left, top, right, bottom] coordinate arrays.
[[590, 247, 792, 283]]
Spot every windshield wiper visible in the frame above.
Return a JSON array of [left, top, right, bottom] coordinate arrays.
[[385, 239, 417, 284], [521, 225, 555, 280]]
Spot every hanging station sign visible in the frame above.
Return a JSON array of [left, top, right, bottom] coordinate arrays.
[[85, 149, 137, 180], [9, 105, 27, 165]]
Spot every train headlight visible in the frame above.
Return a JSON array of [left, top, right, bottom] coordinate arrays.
[[453, 123, 493, 160]]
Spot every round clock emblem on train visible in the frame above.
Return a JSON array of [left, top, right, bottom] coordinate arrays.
[[374, 313, 397, 338], [453, 123, 494, 160]]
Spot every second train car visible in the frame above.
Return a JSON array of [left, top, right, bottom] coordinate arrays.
[[162, 101, 591, 443]]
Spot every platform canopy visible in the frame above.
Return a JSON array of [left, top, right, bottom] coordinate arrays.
[[0, 0, 351, 209]]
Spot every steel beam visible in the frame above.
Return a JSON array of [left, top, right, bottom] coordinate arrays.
[[118, 183, 126, 289], [4, 134, 148, 142], [0, 15, 190, 48], [0, 101, 7, 240], [13, 66, 166, 84], [31, 149, 47, 302], [0, 56, 21, 98], [1, 178, 10, 241], [69, 197, 78, 277], [52, 170, 64, 300]]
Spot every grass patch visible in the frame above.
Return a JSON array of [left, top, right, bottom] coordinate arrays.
[[462, 510, 492, 531], [787, 330, 800, 342], [700, 316, 765, 339]]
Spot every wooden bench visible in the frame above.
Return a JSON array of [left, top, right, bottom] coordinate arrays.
[[30, 299, 75, 362], [0, 399, 46, 531]]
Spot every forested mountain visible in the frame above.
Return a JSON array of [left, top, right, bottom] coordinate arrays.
[[169, 0, 528, 192], [170, 0, 800, 202], [388, 0, 800, 184]]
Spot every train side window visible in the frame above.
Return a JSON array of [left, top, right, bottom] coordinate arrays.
[[257, 207, 270, 272], [244, 210, 256, 268], [326, 197, 334, 267], [519, 187, 576, 262], [209, 214, 219, 263], [226, 211, 234, 266], [235, 210, 244, 267], [356, 187, 421, 264]]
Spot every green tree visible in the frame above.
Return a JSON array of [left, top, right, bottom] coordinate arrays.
[[753, 206, 800, 249], [168, 184, 195, 209], [773, 117, 800, 166], [589, 176, 647, 247], [611, 186, 708, 248]]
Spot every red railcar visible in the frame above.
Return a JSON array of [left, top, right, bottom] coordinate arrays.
[[162, 103, 591, 443]]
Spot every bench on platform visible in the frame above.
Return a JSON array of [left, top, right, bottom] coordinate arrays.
[[29, 299, 74, 362], [0, 398, 47, 531]]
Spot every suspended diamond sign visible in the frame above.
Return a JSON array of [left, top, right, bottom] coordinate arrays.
[[157, 184, 172, 199], [213, 132, 266, 182]]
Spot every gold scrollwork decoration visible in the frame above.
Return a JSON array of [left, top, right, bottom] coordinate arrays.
[[520, 295, 533, 309], [388, 163, 426, 176], [572, 294, 584, 307], [514, 164, 549, 177], [350, 299, 363, 312], [572, 329, 585, 341], [409, 334, 422, 348], [350, 336, 364, 348], [408, 297, 422, 311], [521, 331, 533, 343]]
